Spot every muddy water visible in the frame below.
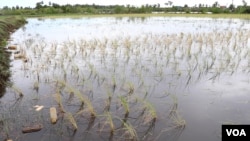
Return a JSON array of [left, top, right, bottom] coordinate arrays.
[[1, 16, 250, 141]]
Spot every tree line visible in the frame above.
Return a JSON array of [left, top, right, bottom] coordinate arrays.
[[0, 1, 250, 15]]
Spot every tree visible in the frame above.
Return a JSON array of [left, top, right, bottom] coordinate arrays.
[[153, 4, 157, 9], [52, 3, 60, 8], [238, 0, 249, 13], [3, 6, 9, 10], [114, 5, 123, 13], [229, 4, 235, 11], [242, 0, 247, 7], [139, 5, 146, 13], [36, 1, 44, 9], [212, 1, 219, 7], [168, 1, 173, 6], [184, 4, 190, 13], [165, 1, 173, 7]]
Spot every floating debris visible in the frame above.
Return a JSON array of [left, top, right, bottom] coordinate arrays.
[[22, 124, 43, 133], [8, 45, 17, 50], [50, 107, 57, 124], [33, 105, 44, 111]]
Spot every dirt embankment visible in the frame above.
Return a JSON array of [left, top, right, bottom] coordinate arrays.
[[0, 16, 27, 97]]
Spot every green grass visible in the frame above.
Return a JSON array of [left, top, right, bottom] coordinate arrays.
[[0, 16, 26, 97]]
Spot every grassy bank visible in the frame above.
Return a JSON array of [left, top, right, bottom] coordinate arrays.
[[25, 13, 250, 19], [0, 16, 26, 97]]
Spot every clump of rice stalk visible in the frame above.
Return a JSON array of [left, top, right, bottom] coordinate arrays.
[[11, 85, 23, 97], [88, 63, 96, 79], [71, 63, 79, 74], [169, 95, 178, 116], [104, 90, 113, 111], [119, 119, 138, 141], [143, 100, 157, 122], [54, 89, 65, 113], [137, 98, 157, 124], [0, 114, 10, 140], [70, 87, 94, 115], [74, 89, 96, 117], [119, 96, 129, 116], [33, 81, 39, 92], [65, 112, 78, 131], [124, 37, 132, 49], [55, 80, 66, 90], [58, 81, 96, 117], [127, 82, 134, 95], [111, 75, 117, 92], [104, 112, 115, 134], [169, 96, 185, 129], [170, 111, 186, 129]]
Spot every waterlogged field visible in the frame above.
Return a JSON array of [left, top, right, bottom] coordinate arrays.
[[1, 16, 250, 141]]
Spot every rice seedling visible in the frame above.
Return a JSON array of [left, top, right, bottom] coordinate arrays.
[[57, 80, 96, 117], [167, 95, 185, 129], [104, 90, 113, 111], [65, 112, 78, 131], [140, 118, 156, 141], [127, 82, 135, 95], [170, 111, 186, 129], [136, 97, 157, 124], [119, 96, 129, 116], [33, 81, 39, 92], [0, 114, 10, 139], [111, 75, 117, 92], [10, 85, 23, 97], [104, 111, 115, 133], [54, 89, 65, 113], [119, 120, 138, 141]]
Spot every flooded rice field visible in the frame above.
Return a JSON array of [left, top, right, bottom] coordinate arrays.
[[1, 16, 250, 141]]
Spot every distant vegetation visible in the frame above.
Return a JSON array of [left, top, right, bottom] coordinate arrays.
[[0, 1, 250, 15]]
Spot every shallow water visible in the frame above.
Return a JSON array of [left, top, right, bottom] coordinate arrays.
[[1, 16, 250, 141]]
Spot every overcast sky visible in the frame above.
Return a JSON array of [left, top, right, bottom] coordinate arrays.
[[0, 0, 248, 8]]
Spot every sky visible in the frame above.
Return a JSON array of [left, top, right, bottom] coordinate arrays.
[[0, 0, 249, 8]]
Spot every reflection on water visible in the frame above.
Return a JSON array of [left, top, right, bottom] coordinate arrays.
[[12, 16, 250, 42], [0, 85, 6, 98]]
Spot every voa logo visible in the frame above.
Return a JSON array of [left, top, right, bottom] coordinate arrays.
[[226, 129, 246, 136]]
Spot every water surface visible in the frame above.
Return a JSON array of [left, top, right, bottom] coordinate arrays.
[[1, 16, 250, 141]]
